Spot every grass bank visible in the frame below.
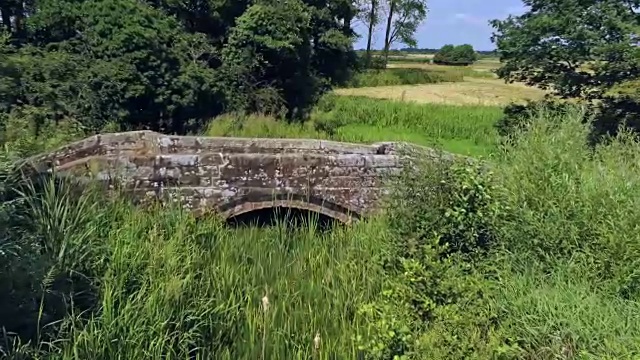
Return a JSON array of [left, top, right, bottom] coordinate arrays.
[[207, 95, 502, 157], [4, 107, 640, 358]]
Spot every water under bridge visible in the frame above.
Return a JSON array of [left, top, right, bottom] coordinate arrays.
[[19, 131, 456, 224]]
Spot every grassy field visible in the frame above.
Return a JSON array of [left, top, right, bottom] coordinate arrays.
[[5, 50, 640, 359], [342, 56, 547, 106], [4, 108, 640, 358], [207, 95, 503, 157], [335, 78, 547, 106]]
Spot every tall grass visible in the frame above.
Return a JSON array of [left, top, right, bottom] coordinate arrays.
[[206, 95, 502, 157], [350, 105, 640, 359], [314, 95, 500, 150], [7, 96, 640, 358], [344, 68, 463, 88], [486, 108, 640, 357], [1, 177, 390, 358]]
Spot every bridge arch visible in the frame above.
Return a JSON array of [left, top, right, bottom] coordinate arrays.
[[217, 194, 362, 225]]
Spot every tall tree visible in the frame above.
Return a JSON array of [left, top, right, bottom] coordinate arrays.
[[490, 0, 640, 100], [356, 0, 381, 64], [382, 0, 428, 63]]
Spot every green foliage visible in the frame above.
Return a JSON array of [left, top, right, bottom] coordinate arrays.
[[353, 152, 504, 358], [3, 0, 224, 134], [0, 0, 359, 138], [490, 0, 640, 100], [220, 0, 317, 119], [382, 0, 428, 55], [490, 0, 640, 138], [205, 95, 502, 157], [0, 175, 390, 358], [433, 44, 478, 66], [344, 68, 463, 87], [356, 52, 388, 69], [495, 98, 574, 138], [6, 96, 640, 358], [356, 109, 640, 359], [496, 95, 640, 143]]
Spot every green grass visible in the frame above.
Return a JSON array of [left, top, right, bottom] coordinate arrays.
[[0, 180, 391, 358], [386, 56, 432, 64], [207, 95, 503, 157], [6, 96, 640, 359], [344, 68, 463, 88]]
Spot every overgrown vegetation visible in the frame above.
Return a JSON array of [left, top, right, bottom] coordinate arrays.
[[4, 104, 640, 358], [344, 68, 463, 87], [207, 95, 502, 157], [3, 0, 640, 358]]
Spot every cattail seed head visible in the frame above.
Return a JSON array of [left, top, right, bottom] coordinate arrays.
[[313, 332, 321, 351], [261, 294, 270, 313]]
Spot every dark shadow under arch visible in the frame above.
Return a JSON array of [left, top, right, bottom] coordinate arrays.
[[225, 206, 339, 231], [218, 194, 361, 230]]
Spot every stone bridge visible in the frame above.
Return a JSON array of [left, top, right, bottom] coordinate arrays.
[[19, 131, 453, 223]]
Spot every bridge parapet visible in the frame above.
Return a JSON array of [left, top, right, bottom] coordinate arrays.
[[19, 131, 453, 223]]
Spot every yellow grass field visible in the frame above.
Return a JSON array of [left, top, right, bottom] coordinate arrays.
[[334, 77, 547, 106], [387, 58, 501, 78]]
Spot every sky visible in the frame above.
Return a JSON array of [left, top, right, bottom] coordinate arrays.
[[353, 0, 528, 51]]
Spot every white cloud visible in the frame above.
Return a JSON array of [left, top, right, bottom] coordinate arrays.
[[451, 13, 486, 26]]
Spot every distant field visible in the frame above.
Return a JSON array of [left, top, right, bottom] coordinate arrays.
[[334, 77, 547, 106], [387, 58, 501, 79]]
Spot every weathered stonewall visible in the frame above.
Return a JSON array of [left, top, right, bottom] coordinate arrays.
[[19, 131, 455, 223]]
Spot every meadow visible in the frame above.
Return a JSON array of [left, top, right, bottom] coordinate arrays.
[[3, 53, 640, 360]]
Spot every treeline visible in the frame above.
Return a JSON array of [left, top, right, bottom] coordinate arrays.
[[398, 48, 497, 56], [0, 0, 359, 139]]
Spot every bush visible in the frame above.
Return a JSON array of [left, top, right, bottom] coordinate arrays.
[[358, 108, 640, 359], [355, 53, 387, 70], [495, 98, 576, 138], [354, 150, 507, 358], [433, 44, 478, 66], [496, 95, 640, 145], [344, 68, 463, 88]]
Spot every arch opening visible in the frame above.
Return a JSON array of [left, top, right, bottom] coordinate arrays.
[[225, 206, 340, 231]]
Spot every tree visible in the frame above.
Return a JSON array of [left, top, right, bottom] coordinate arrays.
[[221, 0, 357, 119], [490, 0, 640, 101], [356, 0, 381, 65], [4, 0, 224, 134], [382, 0, 427, 63], [433, 44, 478, 66]]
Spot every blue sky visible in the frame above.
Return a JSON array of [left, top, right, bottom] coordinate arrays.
[[353, 0, 527, 51]]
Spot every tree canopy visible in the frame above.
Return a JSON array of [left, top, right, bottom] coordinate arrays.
[[490, 0, 640, 100], [0, 0, 359, 136], [433, 44, 478, 66], [491, 0, 640, 138]]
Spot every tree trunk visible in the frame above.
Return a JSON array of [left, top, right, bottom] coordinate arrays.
[[15, 1, 25, 39], [383, 0, 395, 65], [342, 5, 353, 35], [1, 5, 11, 33], [365, 0, 377, 66]]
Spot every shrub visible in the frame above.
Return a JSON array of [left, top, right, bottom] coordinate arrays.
[[495, 98, 576, 138], [355, 53, 388, 70], [354, 149, 507, 358], [344, 68, 463, 88], [433, 44, 478, 66], [496, 95, 640, 144]]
